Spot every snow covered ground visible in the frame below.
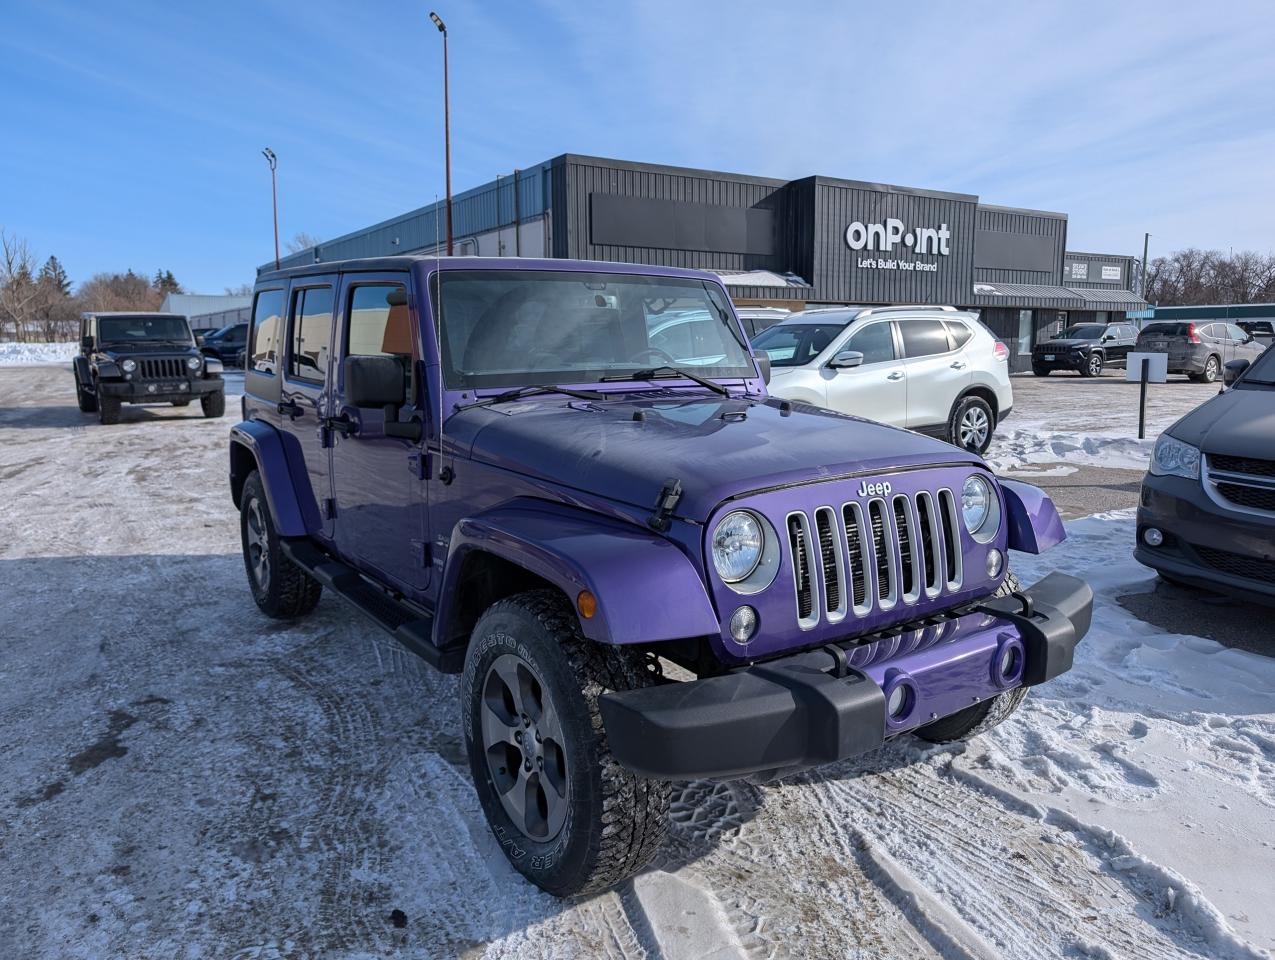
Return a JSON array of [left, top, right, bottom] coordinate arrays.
[[0, 340, 79, 366], [1, 365, 1271, 959]]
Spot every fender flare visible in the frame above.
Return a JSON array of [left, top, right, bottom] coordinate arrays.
[[437, 501, 721, 647], [72, 356, 93, 388], [999, 478, 1065, 554], [228, 420, 316, 536]]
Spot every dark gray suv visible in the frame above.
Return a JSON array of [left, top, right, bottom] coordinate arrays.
[[1135, 321, 1266, 383], [1136, 346, 1275, 602]]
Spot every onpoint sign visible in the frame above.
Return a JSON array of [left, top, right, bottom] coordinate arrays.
[[845, 218, 952, 256]]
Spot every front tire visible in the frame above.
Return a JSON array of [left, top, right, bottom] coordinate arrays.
[[914, 573, 1027, 743], [1081, 353, 1104, 377], [462, 590, 670, 897], [97, 394, 121, 425], [201, 389, 226, 418], [948, 395, 995, 454], [1031, 365, 1051, 377], [75, 371, 98, 412], [240, 471, 322, 619]]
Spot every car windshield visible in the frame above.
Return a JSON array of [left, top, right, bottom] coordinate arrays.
[[1055, 325, 1105, 340], [751, 323, 847, 366], [98, 316, 192, 343], [1239, 346, 1275, 386], [434, 269, 755, 389]]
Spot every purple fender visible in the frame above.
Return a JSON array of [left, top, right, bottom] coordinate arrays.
[[999, 478, 1066, 554], [228, 420, 316, 537], [438, 501, 721, 646]]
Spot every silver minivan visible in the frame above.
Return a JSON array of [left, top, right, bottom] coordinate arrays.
[[1135, 321, 1266, 383]]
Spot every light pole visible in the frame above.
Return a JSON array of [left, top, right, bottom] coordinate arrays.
[[429, 11, 453, 255], [1140, 232, 1151, 299], [262, 147, 280, 270]]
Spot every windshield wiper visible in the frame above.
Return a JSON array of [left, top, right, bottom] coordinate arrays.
[[455, 384, 606, 412], [601, 365, 730, 396]]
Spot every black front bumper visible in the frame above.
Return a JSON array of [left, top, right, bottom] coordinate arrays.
[[100, 377, 223, 403], [600, 572, 1093, 781], [1032, 352, 1089, 370], [1136, 472, 1275, 603]]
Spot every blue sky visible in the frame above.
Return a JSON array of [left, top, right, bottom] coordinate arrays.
[[3, 0, 1273, 294]]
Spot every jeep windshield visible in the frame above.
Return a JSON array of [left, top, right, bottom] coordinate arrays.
[[98, 316, 192, 344], [435, 270, 755, 389], [1054, 325, 1105, 340], [1238, 345, 1275, 386]]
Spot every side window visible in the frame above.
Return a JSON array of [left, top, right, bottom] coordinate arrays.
[[346, 283, 413, 399], [845, 322, 896, 365], [898, 318, 952, 358], [1226, 323, 1248, 341], [287, 285, 334, 382], [250, 289, 286, 375], [944, 320, 973, 349]]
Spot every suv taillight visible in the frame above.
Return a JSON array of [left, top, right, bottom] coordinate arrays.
[[993, 341, 1010, 361], [1187, 323, 1202, 344]]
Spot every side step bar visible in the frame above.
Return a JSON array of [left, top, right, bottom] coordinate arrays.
[[280, 538, 464, 673]]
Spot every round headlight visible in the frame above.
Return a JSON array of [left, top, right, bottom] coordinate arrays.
[[120, 358, 137, 373], [961, 475, 992, 533], [186, 356, 202, 370], [712, 511, 764, 583]]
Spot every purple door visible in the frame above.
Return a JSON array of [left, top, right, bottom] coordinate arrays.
[[328, 273, 431, 593]]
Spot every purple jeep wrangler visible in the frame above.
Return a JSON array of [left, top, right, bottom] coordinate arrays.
[[229, 256, 1091, 896]]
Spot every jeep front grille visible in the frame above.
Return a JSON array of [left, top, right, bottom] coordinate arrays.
[[138, 357, 187, 380], [790, 489, 962, 629]]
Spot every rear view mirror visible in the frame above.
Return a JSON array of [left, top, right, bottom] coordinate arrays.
[[1224, 358, 1250, 386], [829, 350, 864, 369], [752, 351, 771, 384]]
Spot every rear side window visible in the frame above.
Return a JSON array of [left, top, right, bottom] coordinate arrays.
[[844, 321, 896, 365], [1139, 323, 1190, 337], [898, 318, 952, 358], [287, 285, 334, 382], [944, 320, 973, 349], [346, 283, 413, 399], [250, 289, 286, 374]]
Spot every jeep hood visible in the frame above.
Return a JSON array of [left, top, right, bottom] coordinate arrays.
[[454, 392, 984, 521], [1168, 386, 1275, 459]]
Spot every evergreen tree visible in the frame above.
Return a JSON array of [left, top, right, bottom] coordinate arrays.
[[152, 269, 182, 295], [38, 255, 71, 296]]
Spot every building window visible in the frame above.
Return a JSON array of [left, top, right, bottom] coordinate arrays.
[[1017, 310, 1033, 356]]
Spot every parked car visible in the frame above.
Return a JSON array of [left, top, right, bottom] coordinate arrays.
[[1134, 321, 1266, 383], [1237, 320, 1275, 347], [74, 311, 226, 424], [230, 258, 1090, 896], [752, 305, 1012, 454], [734, 305, 791, 337], [1136, 350, 1275, 602], [1030, 322, 1138, 377], [200, 321, 248, 367]]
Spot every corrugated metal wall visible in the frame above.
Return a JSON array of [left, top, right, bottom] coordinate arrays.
[[972, 206, 1067, 285], [812, 179, 977, 305]]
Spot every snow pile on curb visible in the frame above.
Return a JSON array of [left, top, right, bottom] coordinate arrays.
[[987, 427, 1155, 473], [0, 341, 78, 366]]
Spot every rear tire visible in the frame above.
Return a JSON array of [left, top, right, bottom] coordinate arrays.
[[97, 394, 121, 425], [914, 573, 1028, 743], [1190, 355, 1221, 383], [1031, 365, 1051, 377], [462, 589, 670, 897], [201, 389, 226, 418], [240, 471, 322, 619], [947, 395, 995, 455]]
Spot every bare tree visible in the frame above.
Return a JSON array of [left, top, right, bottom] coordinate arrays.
[[76, 271, 163, 313], [1143, 248, 1275, 306], [286, 232, 322, 254], [0, 229, 40, 341], [224, 282, 253, 296]]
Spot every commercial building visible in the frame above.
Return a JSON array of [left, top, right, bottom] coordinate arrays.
[[263, 154, 1147, 373]]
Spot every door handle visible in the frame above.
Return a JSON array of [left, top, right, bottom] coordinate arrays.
[[277, 397, 301, 419], [322, 412, 357, 436], [950, 361, 967, 370], [887, 371, 905, 381]]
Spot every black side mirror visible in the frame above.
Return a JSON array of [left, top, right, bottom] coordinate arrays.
[[752, 351, 771, 385], [81, 335, 94, 351], [1224, 358, 1250, 386], [344, 354, 422, 441], [829, 349, 864, 369], [195, 335, 206, 347]]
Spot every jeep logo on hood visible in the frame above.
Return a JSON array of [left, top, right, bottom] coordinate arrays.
[[856, 479, 892, 498]]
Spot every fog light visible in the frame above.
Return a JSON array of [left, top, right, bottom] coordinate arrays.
[[147, 383, 157, 393], [1143, 527, 1164, 547], [179, 382, 189, 391], [999, 645, 1021, 680], [986, 548, 1003, 578], [886, 683, 912, 720], [729, 605, 758, 643]]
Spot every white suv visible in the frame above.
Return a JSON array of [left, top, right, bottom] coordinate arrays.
[[752, 305, 1012, 453]]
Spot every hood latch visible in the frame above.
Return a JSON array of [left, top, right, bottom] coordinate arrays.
[[646, 478, 683, 532]]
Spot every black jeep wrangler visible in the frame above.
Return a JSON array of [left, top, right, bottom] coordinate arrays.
[[74, 312, 226, 424]]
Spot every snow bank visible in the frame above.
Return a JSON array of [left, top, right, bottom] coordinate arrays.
[[986, 427, 1155, 473], [0, 341, 78, 366]]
